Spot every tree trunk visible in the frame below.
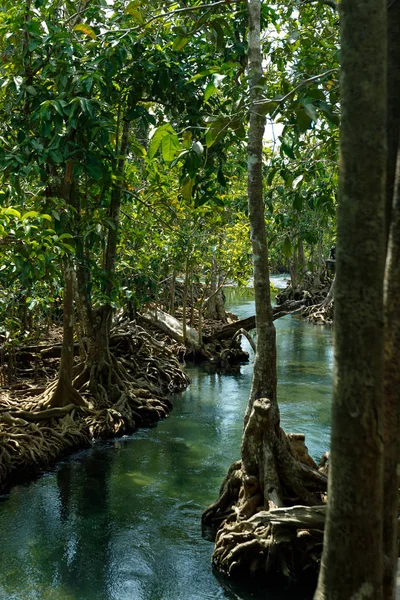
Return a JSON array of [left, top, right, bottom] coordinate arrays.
[[182, 251, 190, 345], [382, 6, 400, 597], [46, 260, 87, 408], [382, 137, 400, 599], [45, 161, 86, 409], [169, 268, 176, 316], [314, 0, 387, 596], [246, 0, 277, 417], [202, 0, 327, 560], [73, 119, 131, 407]]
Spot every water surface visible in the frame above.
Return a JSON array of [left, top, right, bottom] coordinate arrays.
[[0, 281, 333, 600]]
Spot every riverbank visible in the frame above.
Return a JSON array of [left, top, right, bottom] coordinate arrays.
[[0, 319, 190, 493]]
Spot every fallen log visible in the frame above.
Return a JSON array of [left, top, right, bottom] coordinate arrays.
[[140, 307, 201, 349], [205, 299, 307, 343]]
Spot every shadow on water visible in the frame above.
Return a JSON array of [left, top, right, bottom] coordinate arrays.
[[0, 279, 332, 600]]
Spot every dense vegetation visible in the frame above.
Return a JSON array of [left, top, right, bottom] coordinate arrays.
[[0, 1, 398, 600]]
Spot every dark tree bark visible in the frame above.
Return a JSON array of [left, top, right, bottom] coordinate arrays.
[[382, 6, 400, 597], [382, 139, 400, 599], [314, 0, 387, 596]]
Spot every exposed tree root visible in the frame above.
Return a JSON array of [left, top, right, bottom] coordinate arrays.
[[202, 399, 328, 585], [212, 505, 326, 584], [0, 319, 190, 491], [302, 299, 334, 325], [276, 274, 335, 326]]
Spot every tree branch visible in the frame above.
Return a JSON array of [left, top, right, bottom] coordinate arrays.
[[254, 68, 338, 117], [301, 0, 339, 10]]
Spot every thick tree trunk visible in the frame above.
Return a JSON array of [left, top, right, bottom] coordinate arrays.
[[314, 0, 387, 597], [382, 140, 400, 599], [383, 7, 400, 597]]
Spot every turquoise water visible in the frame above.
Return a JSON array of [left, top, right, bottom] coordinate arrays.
[[0, 281, 333, 600]]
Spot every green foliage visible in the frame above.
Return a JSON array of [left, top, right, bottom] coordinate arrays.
[[0, 0, 340, 333]]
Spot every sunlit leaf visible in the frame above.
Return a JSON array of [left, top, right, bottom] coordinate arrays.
[[21, 211, 40, 220], [172, 36, 189, 51], [204, 81, 218, 102], [73, 24, 97, 40]]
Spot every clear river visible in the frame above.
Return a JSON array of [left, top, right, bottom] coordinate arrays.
[[0, 278, 333, 600]]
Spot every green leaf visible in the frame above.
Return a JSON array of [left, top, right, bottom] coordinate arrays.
[[280, 137, 295, 159], [49, 150, 64, 164], [192, 142, 204, 157], [303, 103, 318, 122], [205, 116, 229, 148], [181, 175, 194, 200], [73, 24, 97, 39], [204, 81, 218, 102], [282, 237, 293, 258], [257, 100, 278, 115], [296, 109, 312, 133], [318, 101, 340, 125], [188, 67, 221, 83], [292, 195, 303, 211], [2, 208, 21, 218], [125, 3, 144, 23], [21, 211, 40, 220], [86, 153, 103, 180], [161, 131, 181, 162], [210, 20, 225, 49], [149, 123, 178, 160], [172, 36, 189, 51]]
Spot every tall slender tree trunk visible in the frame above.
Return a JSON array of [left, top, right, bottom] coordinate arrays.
[[314, 0, 387, 596], [46, 161, 86, 408], [246, 0, 276, 414], [169, 268, 176, 316], [203, 0, 326, 531], [91, 118, 130, 352]]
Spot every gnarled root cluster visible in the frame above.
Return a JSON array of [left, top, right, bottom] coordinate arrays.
[[0, 320, 190, 491], [202, 399, 328, 586], [302, 299, 334, 325], [212, 505, 325, 584], [0, 408, 90, 488]]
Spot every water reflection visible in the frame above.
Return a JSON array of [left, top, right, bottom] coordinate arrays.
[[0, 280, 333, 600]]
